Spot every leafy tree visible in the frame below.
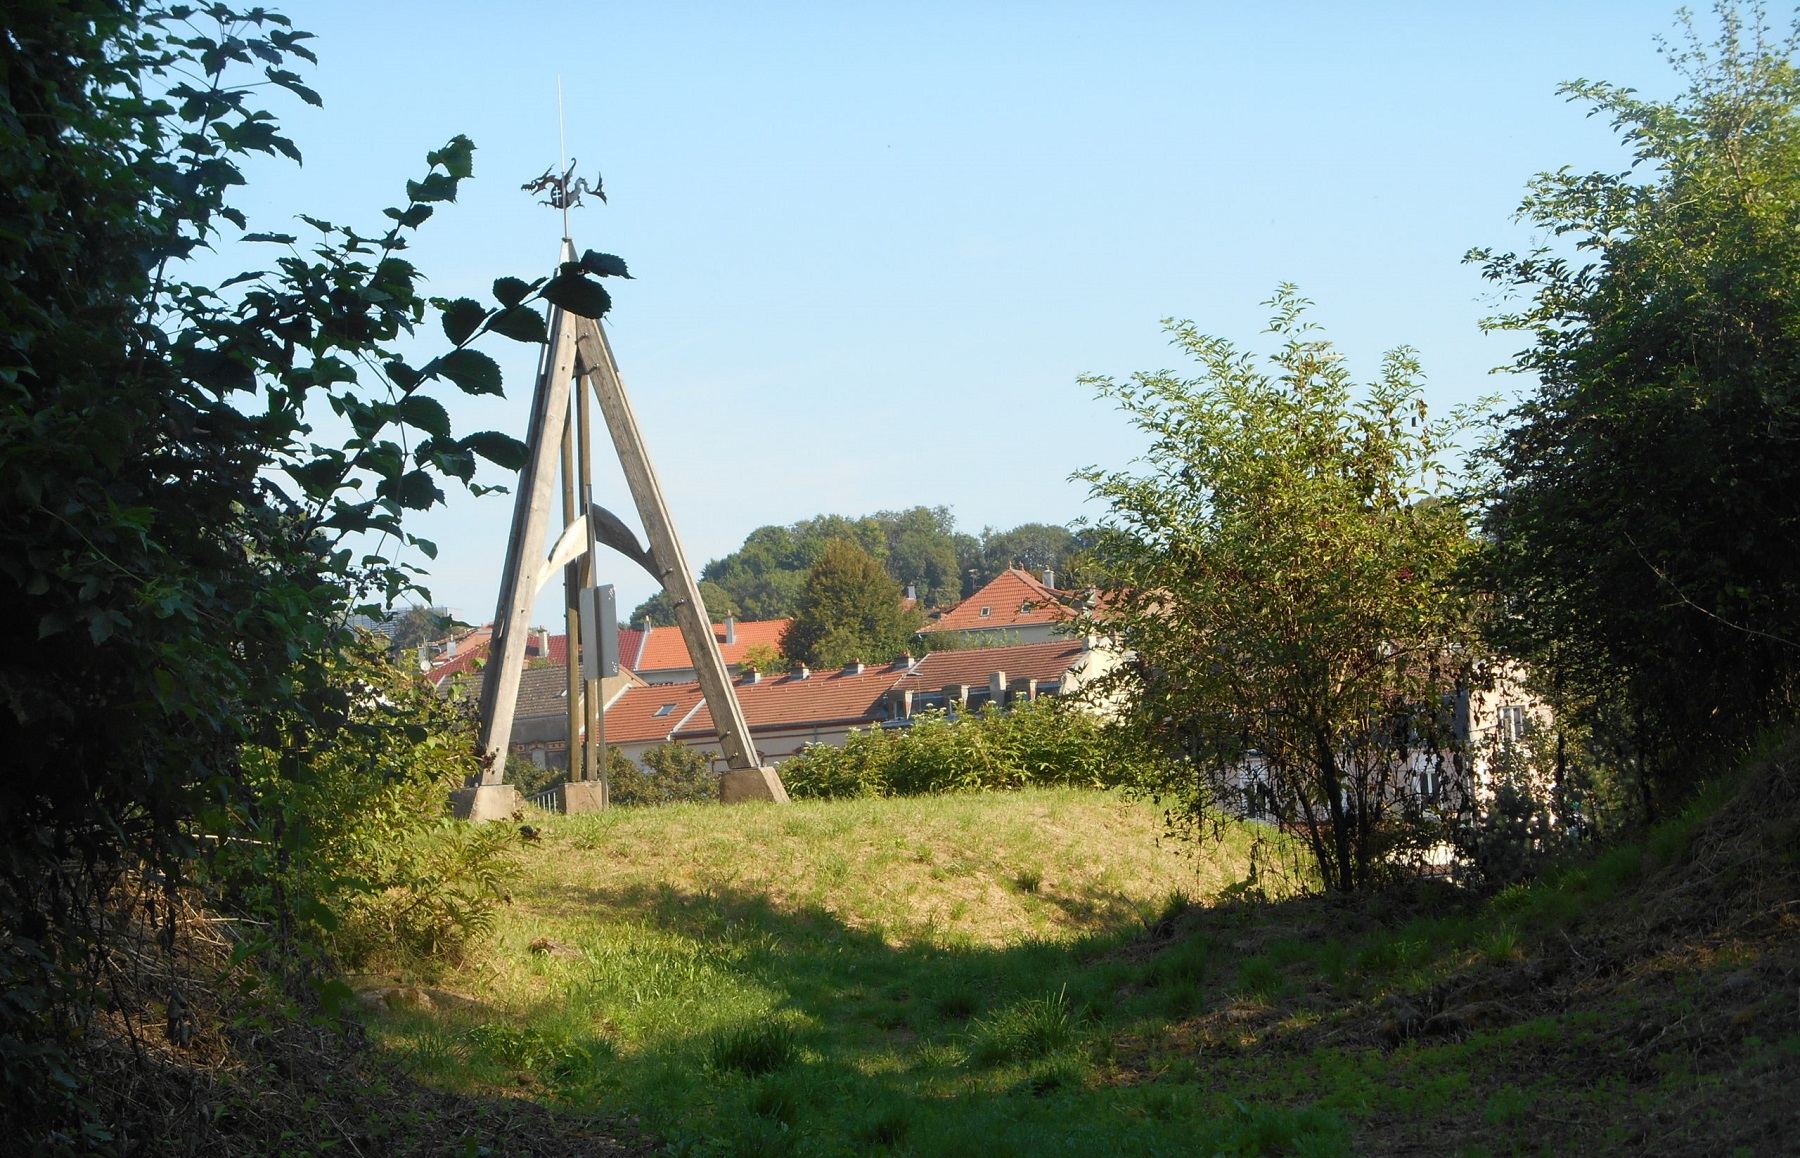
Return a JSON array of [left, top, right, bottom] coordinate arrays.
[[876, 505, 962, 606], [738, 641, 791, 674], [780, 539, 924, 668], [0, 1, 624, 1138], [1470, 6, 1800, 811], [1076, 290, 1481, 892], [611, 741, 718, 806], [388, 604, 450, 650], [629, 579, 740, 628]]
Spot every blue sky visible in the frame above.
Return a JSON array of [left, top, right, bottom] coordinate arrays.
[[229, 1, 1692, 624]]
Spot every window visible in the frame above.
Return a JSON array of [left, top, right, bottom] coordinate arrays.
[[653, 702, 677, 718], [1019, 601, 1035, 614], [1498, 704, 1527, 743], [1417, 765, 1441, 802], [979, 606, 991, 618]]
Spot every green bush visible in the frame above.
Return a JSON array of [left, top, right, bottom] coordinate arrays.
[[611, 741, 719, 806], [780, 699, 1153, 800], [233, 636, 518, 968]]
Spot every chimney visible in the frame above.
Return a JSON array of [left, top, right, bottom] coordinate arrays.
[[444, 636, 458, 657], [989, 671, 1008, 705], [1043, 568, 1056, 589], [847, 659, 864, 675], [538, 627, 551, 656], [724, 615, 736, 646], [943, 682, 967, 707], [796, 664, 810, 680], [743, 668, 761, 685], [904, 583, 917, 602]]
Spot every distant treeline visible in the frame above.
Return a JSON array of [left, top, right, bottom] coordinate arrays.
[[630, 507, 1091, 626]]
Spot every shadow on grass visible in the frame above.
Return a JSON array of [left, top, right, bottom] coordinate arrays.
[[379, 874, 1357, 1157]]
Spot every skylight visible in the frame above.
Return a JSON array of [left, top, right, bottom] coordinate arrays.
[[653, 703, 677, 717]]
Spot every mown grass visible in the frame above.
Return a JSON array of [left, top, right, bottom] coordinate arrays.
[[361, 782, 1798, 1155]]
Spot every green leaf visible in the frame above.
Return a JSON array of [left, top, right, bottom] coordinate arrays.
[[541, 272, 612, 319], [432, 349, 502, 396], [406, 172, 459, 204], [492, 276, 532, 307], [427, 134, 476, 180], [384, 360, 421, 390], [579, 250, 632, 278], [439, 297, 486, 345], [486, 305, 545, 344], [264, 66, 321, 107], [383, 203, 433, 228], [395, 395, 452, 439], [461, 430, 530, 471]]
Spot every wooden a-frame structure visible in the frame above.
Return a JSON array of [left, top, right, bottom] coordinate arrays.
[[452, 238, 788, 819]]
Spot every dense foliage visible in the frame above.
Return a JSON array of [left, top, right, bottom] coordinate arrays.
[[233, 636, 517, 968], [1470, 8, 1800, 814], [779, 539, 925, 668], [0, 2, 624, 1143], [779, 698, 1143, 799], [611, 741, 720, 806], [1076, 290, 1481, 892], [629, 507, 1089, 625]]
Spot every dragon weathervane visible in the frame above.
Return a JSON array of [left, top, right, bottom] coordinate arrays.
[[523, 160, 604, 240]]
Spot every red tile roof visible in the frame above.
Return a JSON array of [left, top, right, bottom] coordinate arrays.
[[632, 618, 790, 674], [904, 639, 1087, 690], [429, 625, 643, 686], [923, 568, 1075, 634], [600, 642, 1094, 747]]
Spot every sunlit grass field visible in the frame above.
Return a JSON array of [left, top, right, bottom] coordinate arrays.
[[359, 782, 1797, 1156], [359, 788, 1346, 1156]]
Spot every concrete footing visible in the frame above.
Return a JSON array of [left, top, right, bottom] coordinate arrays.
[[719, 767, 791, 804], [449, 783, 524, 821], [560, 780, 609, 814]]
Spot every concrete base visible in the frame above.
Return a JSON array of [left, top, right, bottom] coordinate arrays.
[[560, 780, 609, 814], [719, 767, 791, 805], [450, 783, 524, 821]]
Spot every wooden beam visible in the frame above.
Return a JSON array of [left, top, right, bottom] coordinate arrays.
[[574, 317, 762, 773], [473, 249, 580, 785]]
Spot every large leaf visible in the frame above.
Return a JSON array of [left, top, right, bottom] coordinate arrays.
[[439, 297, 486, 345], [394, 394, 451, 439], [461, 430, 529, 471], [433, 349, 502, 396], [493, 276, 532, 307], [406, 172, 459, 204], [580, 250, 632, 278], [427, 134, 476, 180], [487, 304, 545, 344], [541, 271, 612, 319]]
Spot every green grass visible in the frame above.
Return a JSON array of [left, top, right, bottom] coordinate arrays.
[[359, 783, 1798, 1155]]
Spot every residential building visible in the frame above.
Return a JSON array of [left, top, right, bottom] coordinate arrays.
[[922, 568, 1079, 646]]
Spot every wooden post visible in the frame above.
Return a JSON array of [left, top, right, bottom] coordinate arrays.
[[466, 244, 580, 812], [574, 317, 787, 802]]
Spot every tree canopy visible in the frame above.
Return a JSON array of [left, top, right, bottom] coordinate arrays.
[[629, 507, 1087, 626], [1078, 289, 1480, 892], [1470, 7, 1800, 809], [779, 539, 925, 668]]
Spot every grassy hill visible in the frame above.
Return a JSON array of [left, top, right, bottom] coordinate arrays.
[[357, 771, 1800, 1156]]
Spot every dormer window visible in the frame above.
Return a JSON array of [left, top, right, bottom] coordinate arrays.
[[653, 703, 677, 718], [1020, 601, 1035, 614], [979, 606, 991, 617]]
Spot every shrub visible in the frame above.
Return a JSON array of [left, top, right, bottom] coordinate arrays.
[[780, 699, 1160, 800], [610, 742, 718, 807], [967, 987, 1079, 1065], [232, 636, 518, 968]]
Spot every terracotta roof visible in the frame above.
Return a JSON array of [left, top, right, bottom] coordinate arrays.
[[601, 642, 1095, 746], [923, 568, 1075, 634], [632, 618, 791, 674], [903, 639, 1088, 690], [430, 625, 646, 685]]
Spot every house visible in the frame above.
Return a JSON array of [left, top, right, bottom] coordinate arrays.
[[422, 617, 786, 687], [921, 568, 1079, 646], [601, 637, 1118, 771], [449, 662, 642, 772], [627, 615, 791, 684]]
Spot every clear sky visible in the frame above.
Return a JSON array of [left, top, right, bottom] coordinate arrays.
[[227, 1, 1693, 625]]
